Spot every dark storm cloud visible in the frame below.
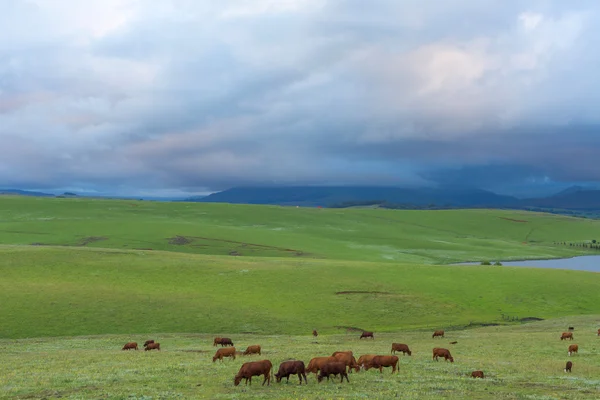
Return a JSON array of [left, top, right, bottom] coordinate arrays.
[[1, 0, 600, 195]]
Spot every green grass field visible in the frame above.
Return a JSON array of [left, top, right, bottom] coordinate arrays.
[[1, 196, 600, 399], [2, 316, 599, 399], [1, 195, 599, 264]]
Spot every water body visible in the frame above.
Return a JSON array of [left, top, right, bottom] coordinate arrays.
[[455, 255, 600, 272]]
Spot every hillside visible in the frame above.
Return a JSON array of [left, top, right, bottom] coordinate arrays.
[[1, 246, 599, 338], [0, 196, 598, 264]]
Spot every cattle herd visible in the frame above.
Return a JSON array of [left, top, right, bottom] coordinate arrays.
[[119, 327, 600, 387]]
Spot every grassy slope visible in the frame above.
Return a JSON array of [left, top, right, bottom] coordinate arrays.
[[1, 246, 599, 339], [1, 316, 599, 399], [0, 196, 599, 264]]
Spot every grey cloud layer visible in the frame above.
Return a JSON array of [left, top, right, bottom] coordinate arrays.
[[1, 0, 599, 194]]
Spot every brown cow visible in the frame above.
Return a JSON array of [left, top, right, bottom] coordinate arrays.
[[213, 337, 222, 347], [243, 345, 261, 356], [220, 338, 234, 346], [143, 340, 155, 347], [275, 360, 307, 384], [471, 370, 484, 379], [145, 342, 160, 351], [360, 331, 374, 339], [433, 347, 454, 362], [122, 342, 138, 350], [313, 330, 318, 337], [560, 332, 573, 340], [364, 355, 399, 374], [432, 330, 445, 338], [332, 350, 353, 357], [213, 347, 236, 362], [318, 361, 349, 383], [234, 360, 272, 386], [568, 344, 578, 356], [333, 352, 360, 373], [597, 328, 600, 336], [391, 343, 412, 356], [306, 356, 337, 377], [357, 354, 377, 369], [564, 361, 573, 372]]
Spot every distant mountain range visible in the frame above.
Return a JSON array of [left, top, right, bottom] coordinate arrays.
[[4, 185, 600, 210], [186, 185, 600, 210]]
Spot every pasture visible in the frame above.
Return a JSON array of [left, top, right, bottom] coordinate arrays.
[[1, 196, 600, 264], [1, 196, 600, 398], [2, 316, 600, 399]]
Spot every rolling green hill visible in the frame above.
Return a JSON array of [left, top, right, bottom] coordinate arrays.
[[1, 196, 600, 399], [1, 245, 599, 339], [0, 195, 598, 264]]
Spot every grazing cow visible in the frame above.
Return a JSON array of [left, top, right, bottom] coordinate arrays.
[[306, 356, 337, 377], [145, 342, 160, 351], [243, 345, 261, 356], [275, 360, 307, 384], [234, 360, 273, 386], [432, 347, 454, 363], [391, 343, 412, 356], [357, 354, 377, 369], [318, 361, 349, 383], [143, 340, 155, 347], [219, 338, 234, 346], [213, 337, 222, 347], [332, 350, 353, 357], [568, 344, 578, 356], [471, 370, 484, 379], [565, 361, 573, 372], [213, 347, 236, 362], [333, 352, 360, 373], [313, 330, 318, 337], [568, 326, 575, 331], [364, 355, 399, 374], [560, 332, 574, 341], [597, 328, 600, 336], [122, 342, 138, 351], [432, 330, 445, 338], [360, 331, 374, 339]]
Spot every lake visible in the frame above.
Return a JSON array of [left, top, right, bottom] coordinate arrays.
[[455, 255, 600, 272]]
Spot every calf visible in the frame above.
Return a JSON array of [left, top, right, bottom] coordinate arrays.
[[360, 331, 374, 339], [471, 370, 484, 379], [122, 342, 138, 351], [391, 343, 412, 356], [318, 361, 349, 383], [306, 356, 337, 377], [243, 345, 261, 356], [568, 344, 578, 356], [333, 352, 360, 373], [560, 332, 573, 341], [432, 330, 445, 338], [213, 347, 236, 362], [332, 350, 353, 357], [432, 347, 454, 363], [313, 330, 318, 337], [145, 342, 160, 351], [565, 361, 573, 372], [234, 360, 272, 386], [275, 360, 307, 385], [143, 340, 155, 347]]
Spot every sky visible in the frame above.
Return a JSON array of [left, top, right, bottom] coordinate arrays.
[[1, 0, 600, 197]]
